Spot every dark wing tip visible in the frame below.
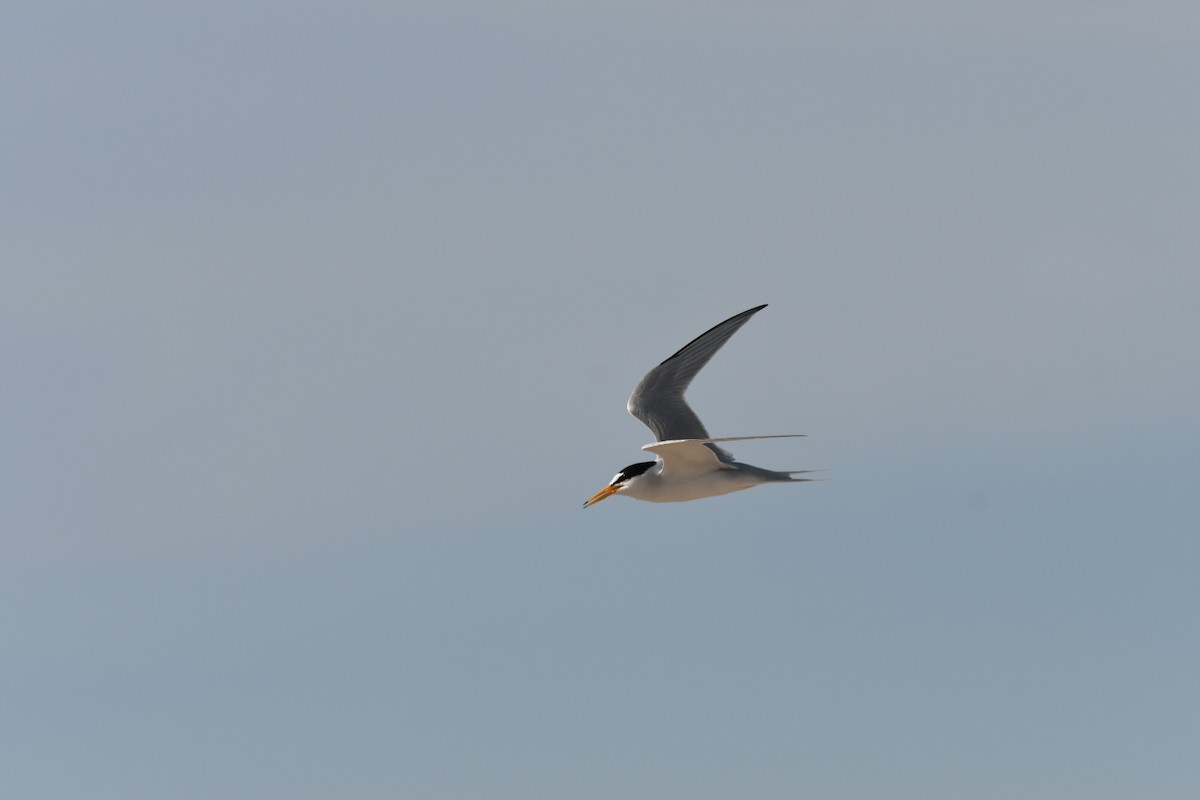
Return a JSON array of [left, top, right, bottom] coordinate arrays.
[[658, 304, 769, 366]]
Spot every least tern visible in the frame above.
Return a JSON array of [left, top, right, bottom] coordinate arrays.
[[584, 304, 815, 507]]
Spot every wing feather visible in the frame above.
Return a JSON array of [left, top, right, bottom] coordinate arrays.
[[642, 436, 808, 480], [640, 439, 728, 478], [627, 304, 767, 460]]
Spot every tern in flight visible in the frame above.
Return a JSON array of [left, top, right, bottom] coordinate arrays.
[[583, 304, 815, 507]]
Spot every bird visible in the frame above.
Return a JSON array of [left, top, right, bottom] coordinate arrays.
[[583, 304, 816, 507]]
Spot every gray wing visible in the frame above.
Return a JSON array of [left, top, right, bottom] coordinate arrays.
[[627, 304, 767, 460], [643, 435, 805, 478]]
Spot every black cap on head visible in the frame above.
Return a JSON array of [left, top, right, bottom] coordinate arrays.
[[613, 460, 655, 485]]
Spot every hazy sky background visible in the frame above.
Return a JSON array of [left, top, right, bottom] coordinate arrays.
[[5, 2, 1199, 798]]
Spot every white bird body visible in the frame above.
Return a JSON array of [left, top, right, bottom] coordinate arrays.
[[618, 468, 751, 503], [583, 306, 815, 508]]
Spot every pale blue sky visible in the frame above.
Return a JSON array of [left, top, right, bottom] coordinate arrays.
[[4, 2, 1199, 798]]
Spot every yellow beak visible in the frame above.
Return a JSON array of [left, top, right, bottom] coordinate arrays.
[[583, 484, 621, 508]]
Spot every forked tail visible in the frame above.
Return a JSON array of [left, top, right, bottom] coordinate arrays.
[[782, 469, 824, 482]]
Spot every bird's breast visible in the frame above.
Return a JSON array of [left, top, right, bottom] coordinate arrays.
[[622, 468, 757, 503]]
